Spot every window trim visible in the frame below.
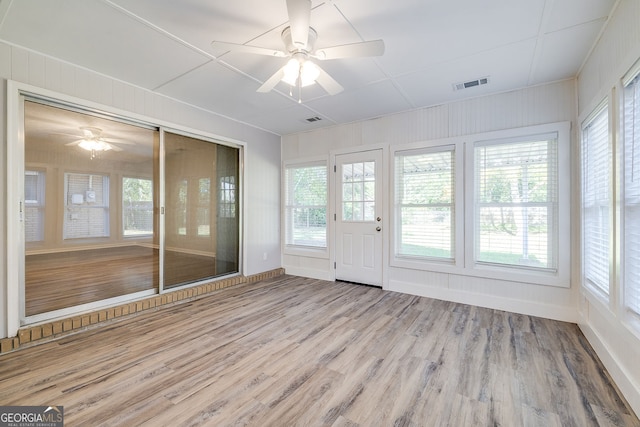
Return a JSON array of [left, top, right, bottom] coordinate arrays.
[[464, 123, 570, 287], [390, 138, 464, 272], [389, 121, 571, 288], [580, 99, 612, 304], [388, 123, 570, 287], [463, 123, 570, 287], [621, 64, 640, 334], [282, 157, 330, 259]]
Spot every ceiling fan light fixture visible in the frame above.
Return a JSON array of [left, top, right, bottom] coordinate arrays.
[[78, 139, 112, 152], [281, 58, 318, 88], [301, 60, 320, 86], [282, 58, 301, 86]]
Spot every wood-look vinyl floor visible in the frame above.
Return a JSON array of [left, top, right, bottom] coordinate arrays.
[[2, 275, 638, 426]]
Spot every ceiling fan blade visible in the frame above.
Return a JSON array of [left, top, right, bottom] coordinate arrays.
[[103, 138, 134, 145], [315, 65, 344, 96], [315, 39, 385, 60], [211, 41, 286, 58], [286, 0, 311, 49], [257, 66, 286, 93]]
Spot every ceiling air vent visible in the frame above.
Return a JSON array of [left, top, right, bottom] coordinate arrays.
[[453, 76, 490, 91], [305, 116, 322, 123]]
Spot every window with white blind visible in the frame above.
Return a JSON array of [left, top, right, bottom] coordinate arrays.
[[24, 170, 46, 243], [63, 173, 110, 239], [624, 72, 640, 321], [394, 147, 455, 261], [581, 103, 611, 299], [473, 135, 559, 271], [284, 163, 328, 248]]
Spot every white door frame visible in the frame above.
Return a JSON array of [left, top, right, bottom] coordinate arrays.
[[6, 81, 26, 337], [330, 145, 389, 289]]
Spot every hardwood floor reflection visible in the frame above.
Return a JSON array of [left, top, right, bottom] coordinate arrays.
[[4, 275, 638, 426], [26, 246, 238, 316], [163, 250, 215, 288], [25, 246, 158, 316]]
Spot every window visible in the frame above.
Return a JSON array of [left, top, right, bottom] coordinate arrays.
[[176, 179, 188, 236], [582, 104, 611, 299], [284, 163, 327, 248], [25, 170, 46, 242], [63, 173, 110, 239], [394, 147, 455, 261], [342, 161, 375, 222], [219, 176, 236, 218], [122, 177, 153, 237], [198, 178, 211, 236], [624, 72, 640, 320], [473, 134, 558, 271]]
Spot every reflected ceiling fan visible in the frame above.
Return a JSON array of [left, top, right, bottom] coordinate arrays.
[[211, 0, 384, 100], [65, 126, 131, 159]]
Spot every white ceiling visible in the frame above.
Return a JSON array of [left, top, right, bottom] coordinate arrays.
[[0, 0, 616, 135]]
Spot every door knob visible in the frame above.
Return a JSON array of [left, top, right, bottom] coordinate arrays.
[[376, 226, 381, 232], [377, 217, 382, 222]]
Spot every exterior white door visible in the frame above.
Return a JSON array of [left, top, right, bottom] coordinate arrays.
[[335, 149, 383, 286]]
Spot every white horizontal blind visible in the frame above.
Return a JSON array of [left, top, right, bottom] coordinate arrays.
[[624, 74, 640, 318], [284, 164, 327, 248], [394, 148, 454, 260], [582, 105, 611, 298], [474, 135, 558, 270], [24, 170, 45, 242]]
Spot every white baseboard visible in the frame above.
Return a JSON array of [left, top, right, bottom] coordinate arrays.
[[283, 266, 333, 281], [578, 321, 640, 419], [388, 279, 577, 323]]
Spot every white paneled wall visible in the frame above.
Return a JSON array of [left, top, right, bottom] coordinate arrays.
[[578, 0, 640, 114], [283, 79, 578, 322], [0, 41, 282, 338], [285, 81, 575, 161], [576, 0, 640, 416], [244, 138, 282, 276]]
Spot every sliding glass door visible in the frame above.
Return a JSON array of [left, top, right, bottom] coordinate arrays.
[[163, 132, 239, 288], [21, 97, 241, 321]]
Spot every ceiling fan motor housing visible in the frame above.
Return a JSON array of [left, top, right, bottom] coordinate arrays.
[[282, 26, 317, 54]]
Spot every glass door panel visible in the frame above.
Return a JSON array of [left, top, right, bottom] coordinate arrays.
[[215, 144, 240, 275], [23, 100, 159, 316], [163, 132, 239, 288]]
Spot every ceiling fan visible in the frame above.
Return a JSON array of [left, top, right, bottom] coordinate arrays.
[[211, 0, 384, 99], [65, 127, 130, 159]]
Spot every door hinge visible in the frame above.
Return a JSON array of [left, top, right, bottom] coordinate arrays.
[[334, 213, 336, 221], [334, 262, 336, 269], [334, 165, 336, 172]]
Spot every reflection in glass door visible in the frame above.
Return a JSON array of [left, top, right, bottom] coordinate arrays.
[[163, 132, 240, 289], [23, 100, 159, 317], [21, 97, 241, 322]]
